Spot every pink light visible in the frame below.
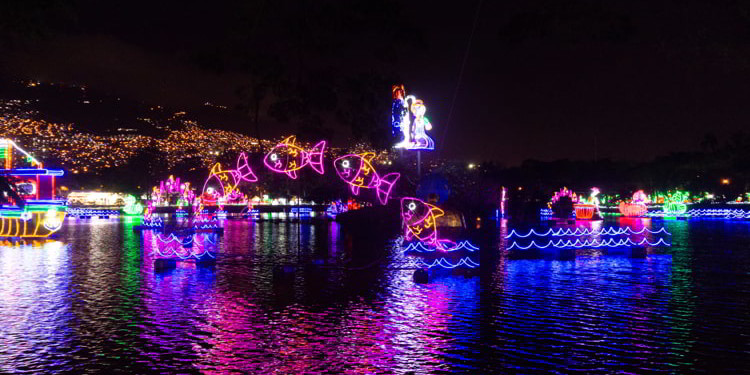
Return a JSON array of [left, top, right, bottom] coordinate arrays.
[[263, 136, 326, 179], [400, 197, 443, 246], [333, 153, 400, 205], [201, 152, 257, 204]]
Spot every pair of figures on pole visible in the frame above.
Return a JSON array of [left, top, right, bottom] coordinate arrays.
[[391, 85, 435, 151]]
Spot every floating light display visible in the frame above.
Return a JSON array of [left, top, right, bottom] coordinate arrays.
[[0, 139, 67, 238], [399, 197, 481, 269], [575, 187, 602, 219], [392, 85, 435, 150], [149, 232, 217, 260], [263, 136, 326, 179], [402, 240, 479, 253], [507, 237, 671, 250], [663, 191, 688, 215], [150, 175, 196, 208], [333, 153, 400, 205], [618, 190, 650, 217], [401, 197, 444, 246], [122, 195, 144, 216], [505, 226, 671, 239]]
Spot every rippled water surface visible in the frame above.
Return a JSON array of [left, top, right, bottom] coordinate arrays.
[[1, 218, 749, 373]]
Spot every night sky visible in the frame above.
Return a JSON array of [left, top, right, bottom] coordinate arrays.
[[2, 0, 750, 165]]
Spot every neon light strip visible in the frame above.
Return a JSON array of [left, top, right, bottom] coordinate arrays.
[[508, 237, 671, 250], [402, 240, 479, 253], [0, 139, 41, 165], [0, 169, 64, 176], [420, 257, 480, 269], [505, 227, 671, 239]]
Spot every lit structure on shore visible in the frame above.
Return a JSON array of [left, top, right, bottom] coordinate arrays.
[[0, 139, 66, 237]]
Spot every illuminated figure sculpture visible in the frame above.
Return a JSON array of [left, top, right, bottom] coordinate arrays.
[[392, 85, 435, 150], [263, 136, 326, 179], [333, 153, 400, 205], [202, 152, 257, 206]]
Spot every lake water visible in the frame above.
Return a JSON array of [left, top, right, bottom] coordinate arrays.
[[0, 218, 749, 373]]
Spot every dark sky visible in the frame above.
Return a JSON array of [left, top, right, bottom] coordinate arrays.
[[2, 0, 750, 165]]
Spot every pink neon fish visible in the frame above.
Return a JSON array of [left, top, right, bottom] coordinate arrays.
[[333, 153, 400, 205], [202, 152, 258, 198], [263, 136, 326, 179], [400, 197, 444, 245]]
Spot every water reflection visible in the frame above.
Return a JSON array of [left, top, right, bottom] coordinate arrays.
[[0, 219, 479, 372]]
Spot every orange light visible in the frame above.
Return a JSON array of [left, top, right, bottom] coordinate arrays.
[[721, 178, 730, 185]]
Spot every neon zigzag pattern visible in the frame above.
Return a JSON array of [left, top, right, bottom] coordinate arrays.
[[505, 227, 671, 239], [508, 237, 671, 250]]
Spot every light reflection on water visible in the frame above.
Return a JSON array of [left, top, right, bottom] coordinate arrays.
[[0, 219, 479, 373], [1, 218, 750, 373]]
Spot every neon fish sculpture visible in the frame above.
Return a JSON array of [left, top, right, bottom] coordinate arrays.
[[392, 85, 435, 150], [202, 152, 257, 203], [401, 197, 445, 246], [400, 197, 480, 256], [263, 136, 326, 179], [333, 153, 400, 205]]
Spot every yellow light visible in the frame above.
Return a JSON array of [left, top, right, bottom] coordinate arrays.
[[721, 178, 730, 185]]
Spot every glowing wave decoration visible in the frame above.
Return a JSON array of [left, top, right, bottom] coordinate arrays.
[[420, 257, 479, 269], [508, 237, 671, 250], [505, 227, 671, 239], [684, 208, 750, 219], [402, 240, 479, 253], [263, 136, 326, 179], [152, 233, 217, 260], [334, 153, 400, 205]]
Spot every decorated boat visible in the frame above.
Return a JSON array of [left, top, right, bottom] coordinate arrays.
[[0, 139, 66, 238]]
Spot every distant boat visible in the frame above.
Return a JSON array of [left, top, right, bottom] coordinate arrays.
[[0, 139, 67, 238]]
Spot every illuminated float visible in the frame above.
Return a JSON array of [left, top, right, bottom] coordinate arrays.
[[574, 187, 602, 220], [662, 190, 688, 215], [263, 136, 326, 179], [548, 187, 578, 218], [122, 195, 144, 216], [618, 190, 649, 217], [333, 153, 400, 205], [150, 175, 196, 208], [392, 85, 435, 150], [0, 139, 67, 238], [400, 197, 479, 269]]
